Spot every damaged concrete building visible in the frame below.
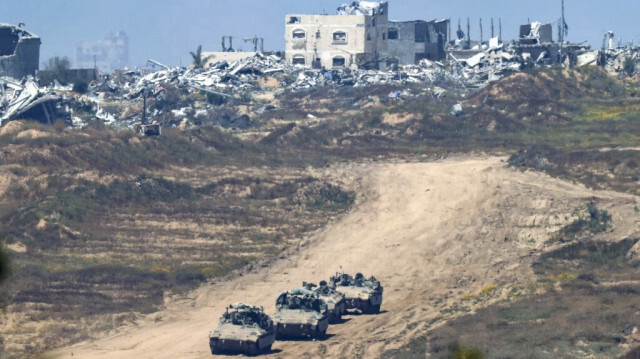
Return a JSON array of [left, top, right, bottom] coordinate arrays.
[[386, 19, 449, 65], [284, 1, 449, 69], [0, 23, 41, 79], [514, 21, 588, 64], [285, 1, 389, 69]]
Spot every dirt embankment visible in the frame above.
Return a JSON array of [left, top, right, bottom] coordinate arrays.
[[52, 156, 640, 359]]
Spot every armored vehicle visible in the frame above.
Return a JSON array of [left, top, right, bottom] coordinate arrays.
[[330, 272, 383, 314], [209, 303, 275, 356], [303, 281, 346, 323], [273, 288, 329, 339]]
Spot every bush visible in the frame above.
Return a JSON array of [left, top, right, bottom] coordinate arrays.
[[449, 343, 485, 359], [205, 91, 226, 106], [553, 202, 612, 243], [623, 57, 636, 77]]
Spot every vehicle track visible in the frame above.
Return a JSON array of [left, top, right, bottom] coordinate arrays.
[[52, 156, 640, 359]]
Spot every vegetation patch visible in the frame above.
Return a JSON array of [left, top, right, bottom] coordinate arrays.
[[386, 238, 640, 359], [551, 202, 612, 243]]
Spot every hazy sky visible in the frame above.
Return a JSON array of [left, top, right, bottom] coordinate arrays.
[[2, 0, 640, 68]]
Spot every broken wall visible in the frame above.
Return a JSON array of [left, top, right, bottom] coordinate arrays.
[[386, 21, 427, 65], [385, 19, 449, 65], [0, 24, 41, 79], [519, 22, 553, 45]]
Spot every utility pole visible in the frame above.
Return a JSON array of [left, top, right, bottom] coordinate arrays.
[[499, 18, 502, 42], [491, 18, 494, 39], [479, 18, 483, 45], [466, 17, 471, 49], [561, 0, 566, 43], [560, 0, 566, 64]]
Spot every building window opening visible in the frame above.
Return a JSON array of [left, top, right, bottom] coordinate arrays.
[[288, 16, 301, 24], [292, 29, 306, 39], [0, 29, 19, 56], [292, 55, 306, 65], [332, 56, 346, 68], [367, 32, 372, 41], [388, 28, 399, 40], [333, 31, 347, 44]]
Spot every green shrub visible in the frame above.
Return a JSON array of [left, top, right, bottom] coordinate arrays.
[[8, 165, 27, 176], [449, 342, 485, 359], [553, 202, 612, 242], [623, 57, 636, 76]]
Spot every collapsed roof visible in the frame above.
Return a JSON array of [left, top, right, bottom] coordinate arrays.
[[0, 76, 61, 126]]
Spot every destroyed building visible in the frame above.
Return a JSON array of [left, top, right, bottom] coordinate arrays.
[[386, 19, 449, 65], [514, 22, 558, 63], [285, 1, 389, 69], [513, 21, 588, 65], [0, 23, 41, 79], [285, 2, 449, 69]]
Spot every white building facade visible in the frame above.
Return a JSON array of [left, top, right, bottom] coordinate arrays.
[[285, 1, 389, 69]]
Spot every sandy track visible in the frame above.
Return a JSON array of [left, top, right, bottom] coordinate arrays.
[[52, 156, 640, 359]]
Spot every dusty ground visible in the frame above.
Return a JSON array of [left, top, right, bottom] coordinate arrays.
[[51, 156, 640, 359]]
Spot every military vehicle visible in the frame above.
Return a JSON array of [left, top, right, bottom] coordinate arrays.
[[303, 281, 346, 323], [209, 303, 275, 356], [330, 272, 383, 314], [273, 288, 329, 339]]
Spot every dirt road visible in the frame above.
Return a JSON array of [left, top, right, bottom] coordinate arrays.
[[52, 156, 640, 358]]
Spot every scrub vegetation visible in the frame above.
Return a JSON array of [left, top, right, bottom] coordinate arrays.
[[2, 65, 640, 357]]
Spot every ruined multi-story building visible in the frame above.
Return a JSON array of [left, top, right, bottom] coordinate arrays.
[[76, 31, 129, 73], [386, 19, 449, 65], [285, 1, 389, 69], [0, 23, 41, 79], [284, 1, 448, 69]]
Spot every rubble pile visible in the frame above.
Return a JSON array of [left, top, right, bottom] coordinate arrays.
[[602, 46, 640, 75], [1, 45, 639, 130], [449, 46, 522, 87], [0, 76, 62, 126]]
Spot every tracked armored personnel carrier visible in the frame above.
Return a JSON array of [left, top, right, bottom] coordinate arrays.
[[209, 303, 275, 356], [303, 281, 346, 323], [330, 272, 383, 314], [273, 288, 329, 339]]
